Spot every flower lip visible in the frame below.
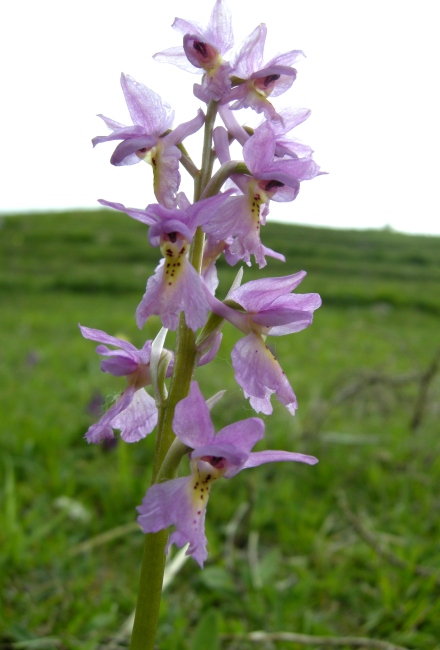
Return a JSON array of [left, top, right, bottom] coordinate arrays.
[[250, 65, 297, 81], [259, 179, 285, 193], [254, 73, 281, 92], [191, 442, 248, 467], [194, 41, 209, 56], [100, 355, 138, 377], [110, 135, 157, 166], [199, 455, 227, 469], [149, 219, 193, 247], [183, 34, 222, 70], [264, 74, 280, 86]]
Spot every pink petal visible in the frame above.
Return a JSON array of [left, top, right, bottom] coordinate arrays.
[[173, 381, 215, 448], [231, 24, 266, 78], [152, 141, 181, 208], [137, 475, 209, 567], [215, 418, 264, 455], [202, 283, 249, 334], [202, 194, 248, 241], [92, 123, 146, 147], [153, 46, 200, 74], [191, 443, 247, 466], [213, 126, 231, 164], [198, 332, 223, 366], [120, 73, 174, 135], [252, 309, 313, 330], [275, 107, 311, 133], [267, 49, 305, 68], [242, 450, 318, 469], [98, 199, 156, 226], [112, 388, 157, 442], [164, 109, 205, 147], [270, 184, 300, 203], [172, 17, 205, 39], [206, 0, 234, 53], [229, 272, 307, 312], [136, 252, 210, 331], [79, 324, 137, 352], [96, 114, 127, 131], [99, 351, 139, 376], [243, 123, 276, 174], [218, 105, 250, 146], [109, 134, 158, 166], [232, 333, 297, 415], [85, 385, 136, 444]]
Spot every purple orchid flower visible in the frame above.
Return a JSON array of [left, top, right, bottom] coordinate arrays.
[[202, 233, 285, 293], [92, 73, 204, 208], [137, 381, 318, 566], [219, 104, 314, 158], [223, 24, 304, 121], [80, 324, 222, 445], [154, 0, 234, 102], [269, 107, 315, 159], [79, 326, 158, 444], [99, 192, 232, 331], [244, 121, 320, 201], [204, 124, 319, 267], [204, 272, 321, 415]]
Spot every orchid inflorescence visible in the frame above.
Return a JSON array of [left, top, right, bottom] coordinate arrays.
[[82, 0, 322, 584]]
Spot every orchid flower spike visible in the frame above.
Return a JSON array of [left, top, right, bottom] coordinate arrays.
[[204, 272, 322, 415], [137, 382, 318, 566], [92, 73, 204, 207]]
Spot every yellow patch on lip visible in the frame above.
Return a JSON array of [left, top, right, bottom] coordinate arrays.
[[252, 74, 280, 98], [136, 145, 156, 163], [144, 146, 157, 168], [247, 180, 270, 233], [243, 79, 277, 116], [206, 52, 223, 76], [187, 458, 225, 528], [261, 338, 279, 366], [247, 332, 280, 369], [160, 237, 188, 288]]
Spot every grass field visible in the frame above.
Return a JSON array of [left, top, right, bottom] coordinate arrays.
[[1, 211, 440, 649]]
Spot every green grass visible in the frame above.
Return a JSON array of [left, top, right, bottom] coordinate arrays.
[[1, 211, 440, 649]]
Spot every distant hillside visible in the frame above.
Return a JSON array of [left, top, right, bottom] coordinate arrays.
[[1, 210, 439, 313]]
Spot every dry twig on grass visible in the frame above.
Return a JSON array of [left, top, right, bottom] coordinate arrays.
[[222, 630, 411, 649], [411, 349, 440, 432]]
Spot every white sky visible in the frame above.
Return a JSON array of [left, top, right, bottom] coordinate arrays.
[[1, 0, 439, 235]]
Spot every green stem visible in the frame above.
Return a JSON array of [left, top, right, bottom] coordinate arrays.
[[195, 99, 219, 201], [130, 328, 199, 650], [177, 143, 199, 178], [200, 161, 249, 200], [129, 100, 219, 650], [157, 439, 191, 484], [129, 529, 169, 650], [129, 440, 191, 650]]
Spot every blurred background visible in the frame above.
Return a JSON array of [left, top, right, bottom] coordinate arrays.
[[1, 1, 440, 649]]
